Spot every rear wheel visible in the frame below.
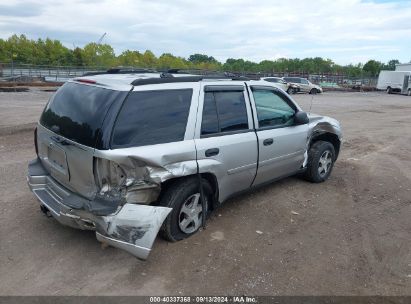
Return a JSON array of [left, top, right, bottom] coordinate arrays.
[[303, 141, 336, 183], [159, 177, 212, 242], [408, 89, 411, 96], [387, 87, 392, 94]]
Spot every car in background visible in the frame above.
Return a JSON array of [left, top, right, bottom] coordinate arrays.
[[261, 77, 298, 94], [283, 77, 323, 94]]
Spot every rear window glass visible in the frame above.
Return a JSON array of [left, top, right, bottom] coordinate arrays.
[[40, 82, 125, 147], [265, 78, 280, 83], [111, 89, 193, 148]]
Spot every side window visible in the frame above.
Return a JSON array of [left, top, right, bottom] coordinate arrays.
[[301, 79, 309, 85], [252, 89, 296, 128], [111, 89, 192, 148], [201, 92, 219, 135], [201, 91, 249, 136]]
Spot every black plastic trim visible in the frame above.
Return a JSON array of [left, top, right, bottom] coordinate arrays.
[[200, 129, 253, 139], [130, 75, 249, 86], [204, 85, 244, 92]]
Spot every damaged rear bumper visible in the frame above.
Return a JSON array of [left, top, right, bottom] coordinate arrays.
[[27, 158, 171, 260]]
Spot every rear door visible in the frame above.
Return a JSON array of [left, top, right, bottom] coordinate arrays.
[[403, 75, 409, 94], [300, 78, 311, 93], [248, 85, 308, 186], [37, 82, 128, 199], [194, 83, 258, 202]]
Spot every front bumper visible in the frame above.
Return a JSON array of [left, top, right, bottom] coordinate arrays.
[[27, 158, 171, 260]]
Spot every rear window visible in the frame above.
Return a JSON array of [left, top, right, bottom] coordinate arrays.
[[40, 82, 126, 147], [111, 89, 193, 148], [264, 78, 280, 83]]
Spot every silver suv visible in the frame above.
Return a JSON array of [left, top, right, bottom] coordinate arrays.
[[283, 77, 323, 94], [260, 77, 299, 94], [27, 71, 342, 260]]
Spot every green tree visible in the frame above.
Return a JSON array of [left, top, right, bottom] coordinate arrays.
[[157, 53, 188, 69], [141, 50, 157, 67], [363, 60, 382, 77], [72, 47, 84, 66], [0, 33, 403, 76], [383, 59, 400, 71], [82, 42, 116, 67], [117, 50, 143, 67]]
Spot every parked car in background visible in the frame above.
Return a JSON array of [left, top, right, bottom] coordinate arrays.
[[27, 70, 341, 260], [283, 77, 323, 94], [261, 77, 298, 94]]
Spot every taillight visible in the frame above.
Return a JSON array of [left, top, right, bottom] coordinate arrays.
[[34, 127, 38, 156], [74, 78, 97, 84]]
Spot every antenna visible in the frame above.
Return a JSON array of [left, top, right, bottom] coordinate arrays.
[[308, 94, 314, 114]]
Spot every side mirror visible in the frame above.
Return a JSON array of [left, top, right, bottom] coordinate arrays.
[[294, 111, 309, 125]]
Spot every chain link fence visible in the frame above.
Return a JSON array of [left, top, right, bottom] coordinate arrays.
[[0, 63, 378, 89], [0, 63, 105, 82], [239, 71, 378, 89]]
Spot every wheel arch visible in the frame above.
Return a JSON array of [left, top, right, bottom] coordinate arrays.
[[157, 172, 219, 210], [309, 132, 341, 159]]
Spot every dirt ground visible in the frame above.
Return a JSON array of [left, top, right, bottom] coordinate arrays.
[[0, 89, 410, 296]]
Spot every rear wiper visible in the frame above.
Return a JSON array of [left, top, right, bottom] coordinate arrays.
[[51, 135, 72, 146]]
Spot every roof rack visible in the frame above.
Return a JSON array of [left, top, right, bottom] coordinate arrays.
[[166, 68, 238, 77], [84, 67, 157, 76], [131, 75, 249, 86]]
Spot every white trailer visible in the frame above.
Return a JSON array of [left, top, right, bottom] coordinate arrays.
[[377, 71, 411, 95], [395, 63, 411, 71]]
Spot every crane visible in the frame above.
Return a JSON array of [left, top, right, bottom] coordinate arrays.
[[97, 33, 106, 45]]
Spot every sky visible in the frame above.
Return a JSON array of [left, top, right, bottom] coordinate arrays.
[[0, 0, 410, 65]]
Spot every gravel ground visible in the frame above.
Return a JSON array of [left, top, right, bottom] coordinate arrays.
[[0, 89, 410, 295]]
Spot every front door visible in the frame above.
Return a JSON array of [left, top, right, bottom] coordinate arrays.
[[248, 86, 309, 186]]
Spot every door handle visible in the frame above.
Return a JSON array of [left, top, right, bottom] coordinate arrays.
[[205, 148, 219, 157], [263, 138, 274, 146]]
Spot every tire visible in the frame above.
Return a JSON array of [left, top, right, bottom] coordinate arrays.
[[303, 140, 336, 183], [387, 87, 392, 94], [407, 89, 411, 96], [159, 177, 213, 242], [310, 88, 318, 95], [287, 87, 293, 94]]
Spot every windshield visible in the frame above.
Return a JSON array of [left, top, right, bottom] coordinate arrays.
[[40, 82, 127, 147]]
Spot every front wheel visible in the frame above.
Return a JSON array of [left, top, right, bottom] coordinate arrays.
[[303, 141, 336, 183], [159, 177, 212, 242], [310, 88, 318, 95], [287, 87, 294, 94], [407, 89, 411, 96], [387, 87, 392, 94]]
